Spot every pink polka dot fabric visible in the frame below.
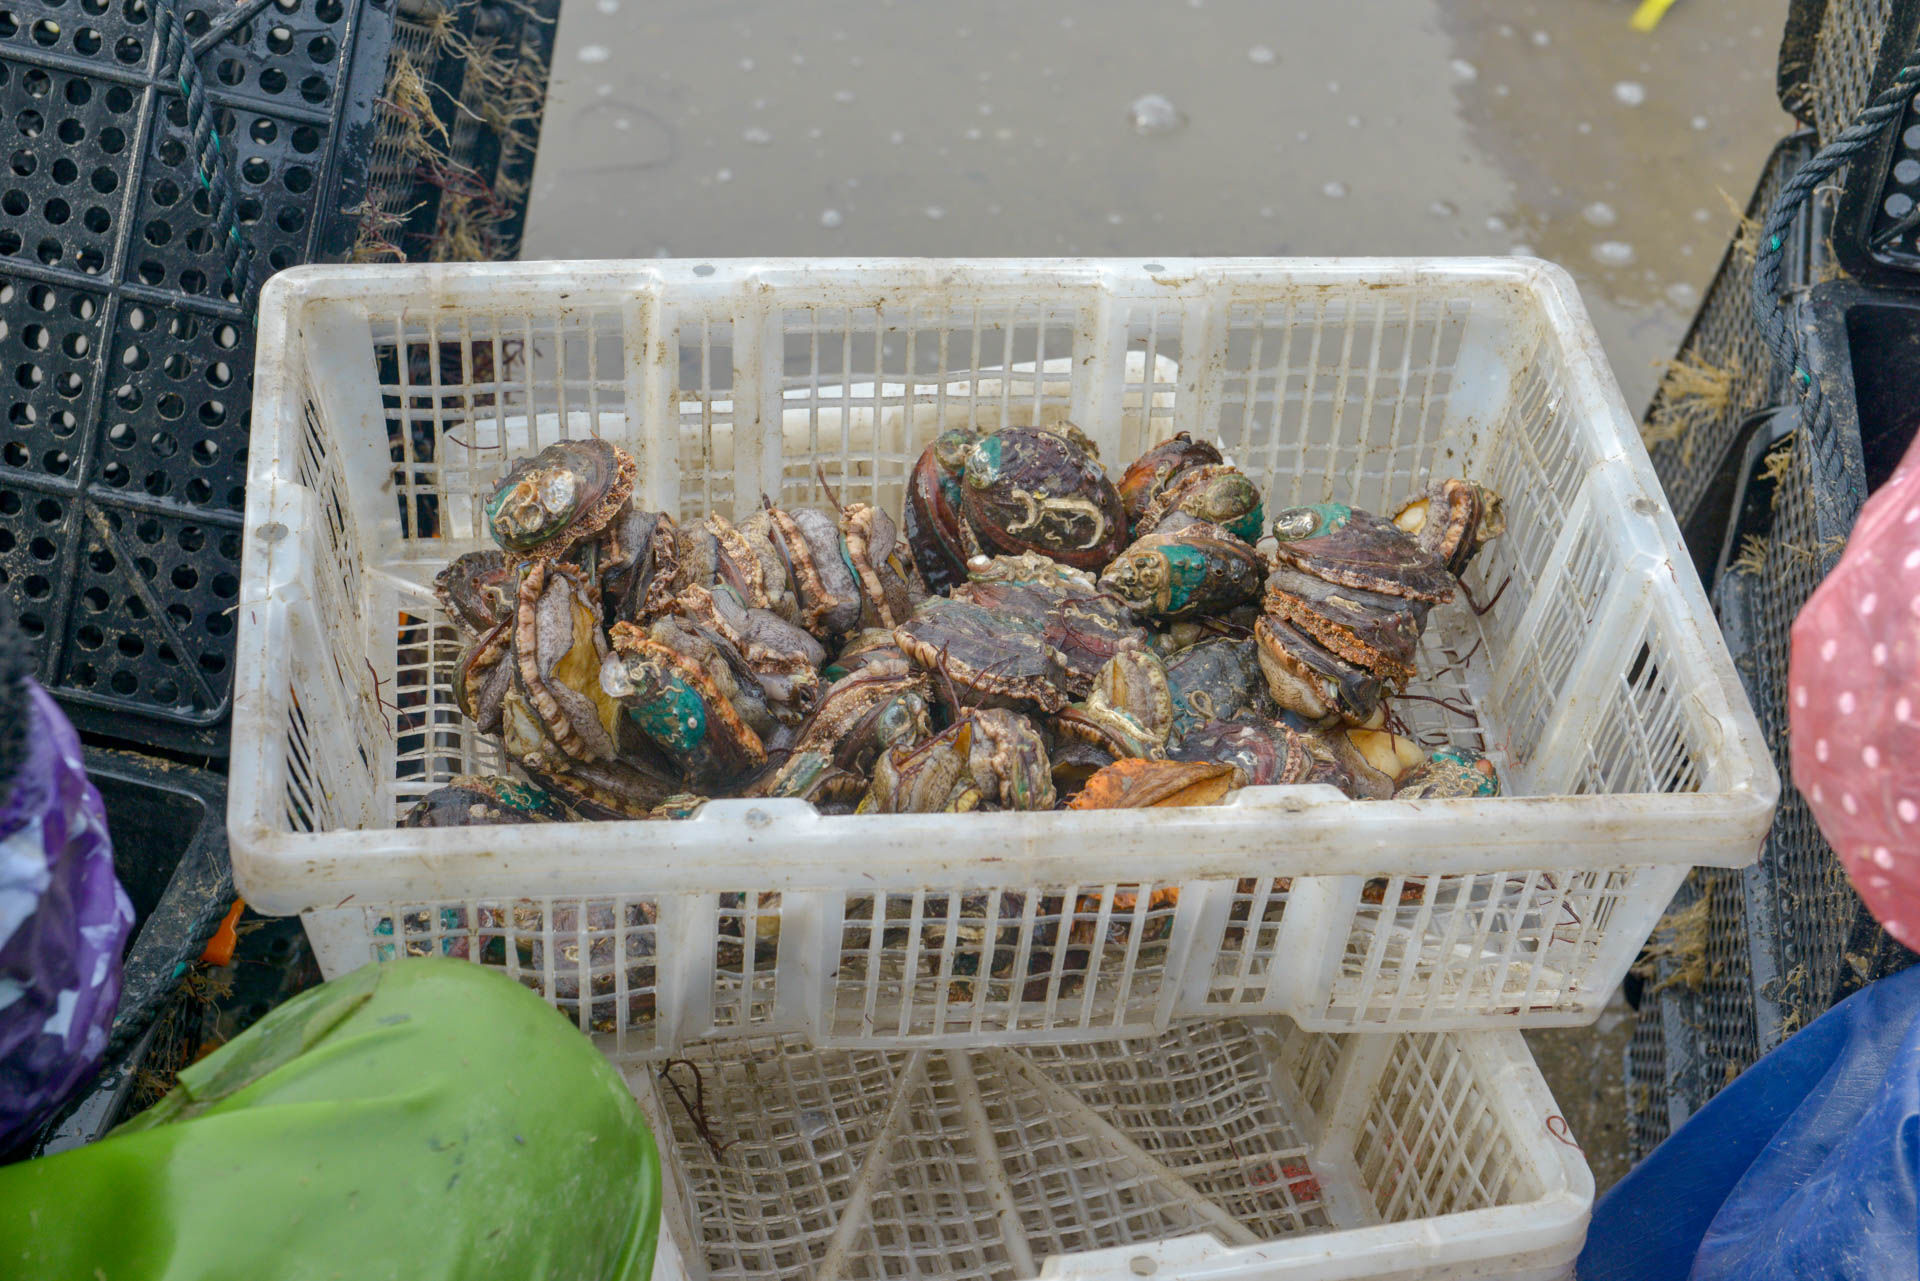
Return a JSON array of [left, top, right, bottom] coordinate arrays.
[[1790, 437, 1920, 950]]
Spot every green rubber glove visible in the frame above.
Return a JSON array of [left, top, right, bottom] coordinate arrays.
[[0, 958, 660, 1281]]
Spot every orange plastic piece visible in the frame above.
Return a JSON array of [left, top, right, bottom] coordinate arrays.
[[201, 899, 244, 967]]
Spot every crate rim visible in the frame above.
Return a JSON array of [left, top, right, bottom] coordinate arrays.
[[230, 255, 1778, 918]]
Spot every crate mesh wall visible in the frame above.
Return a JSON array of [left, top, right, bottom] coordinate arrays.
[[1624, 999, 1671, 1156], [1734, 443, 1860, 1028], [1810, 0, 1898, 144], [1822, 2, 1920, 281], [357, 0, 554, 263], [0, 0, 394, 750], [1627, 447, 1849, 1158]]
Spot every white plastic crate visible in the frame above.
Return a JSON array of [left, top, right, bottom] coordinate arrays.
[[633, 1018, 1592, 1281], [231, 258, 1777, 1052]]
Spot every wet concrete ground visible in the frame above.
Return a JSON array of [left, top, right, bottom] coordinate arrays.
[[523, 0, 1798, 1194], [526, 0, 1794, 411]]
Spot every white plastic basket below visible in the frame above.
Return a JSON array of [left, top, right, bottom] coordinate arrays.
[[633, 1018, 1592, 1281], [231, 258, 1777, 1051]]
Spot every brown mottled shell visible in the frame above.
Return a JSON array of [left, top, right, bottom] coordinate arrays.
[[673, 514, 788, 616], [517, 755, 680, 820], [949, 557, 1107, 676], [719, 513, 798, 619], [1296, 735, 1359, 797], [1118, 432, 1223, 524], [1268, 507, 1456, 603], [434, 549, 514, 635], [841, 503, 913, 629], [754, 663, 931, 790], [1135, 465, 1263, 542], [600, 508, 680, 625], [670, 521, 725, 600], [486, 438, 636, 558], [863, 708, 1054, 814], [1262, 567, 1428, 686], [967, 708, 1056, 810], [1052, 649, 1173, 760], [893, 596, 1070, 712], [962, 551, 1099, 596], [642, 612, 779, 742], [904, 429, 980, 594], [1393, 479, 1506, 579], [766, 505, 863, 638], [1252, 614, 1385, 725], [1091, 649, 1173, 741], [831, 627, 914, 679], [947, 580, 1060, 637], [673, 583, 826, 725], [961, 427, 1127, 570], [1097, 520, 1264, 621], [514, 559, 619, 762], [400, 774, 569, 827], [453, 618, 515, 735], [744, 748, 865, 805], [648, 793, 709, 820], [864, 720, 981, 814], [1164, 637, 1271, 741], [1049, 741, 1117, 799], [605, 623, 768, 785], [1168, 720, 1317, 787], [1044, 593, 1153, 697], [1065, 758, 1244, 809]]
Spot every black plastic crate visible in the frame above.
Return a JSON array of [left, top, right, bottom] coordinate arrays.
[[1627, 282, 1920, 1162], [1643, 132, 1834, 530], [0, 0, 398, 754], [12, 746, 231, 1157], [1742, 282, 1918, 1024]]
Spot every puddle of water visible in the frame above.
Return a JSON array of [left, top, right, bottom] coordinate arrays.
[[525, 0, 1792, 417]]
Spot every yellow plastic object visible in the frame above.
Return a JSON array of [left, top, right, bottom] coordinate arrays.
[[1631, 0, 1682, 32], [0, 959, 660, 1281]]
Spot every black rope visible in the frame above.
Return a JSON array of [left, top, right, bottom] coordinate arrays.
[[1753, 56, 1920, 503], [153, 0, 254, 307]]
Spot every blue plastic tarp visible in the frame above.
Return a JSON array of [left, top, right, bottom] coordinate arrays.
[[1580, 965, 1920, 1280]]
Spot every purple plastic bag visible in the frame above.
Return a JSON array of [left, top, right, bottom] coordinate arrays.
[[0, 682, 130, 1150]]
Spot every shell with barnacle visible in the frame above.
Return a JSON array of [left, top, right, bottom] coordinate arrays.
[[485, 438, 636, 559]]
